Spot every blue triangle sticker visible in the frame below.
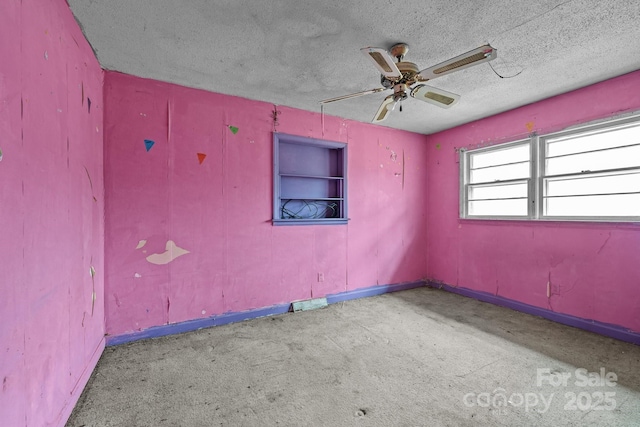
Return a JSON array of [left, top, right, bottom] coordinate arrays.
[[144, 139, 155, 152]]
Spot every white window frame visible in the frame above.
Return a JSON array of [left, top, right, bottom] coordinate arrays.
[[459, 138, 535, 219], [460, 114, 640, 222]]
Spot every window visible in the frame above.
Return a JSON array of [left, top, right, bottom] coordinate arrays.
[[273, 133, 348, 225], [460, 115, 640, 221], [461, 139, 533, 218]]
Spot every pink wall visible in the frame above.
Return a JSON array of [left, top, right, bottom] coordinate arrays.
[[2, 1, 637, 423], [0, 1, 105, 426], [103, 71, 429, 336], [427, 70, 640, 332]]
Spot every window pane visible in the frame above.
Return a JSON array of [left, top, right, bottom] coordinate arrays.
[[547, 123, 640, 157], [470, 144, 529, 168], [468, 198, 528, 216], [545, 193, 640, 217], [470, 162, 529, 183], [469, 182, 528, 200], [545, 144, 640, 176], [545, 171, 640, 197]]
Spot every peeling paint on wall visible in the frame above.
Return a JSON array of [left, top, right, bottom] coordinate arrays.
[[89, 265, 96, 315], [135, 240, 147, 249], [145, 240, 190, 265]]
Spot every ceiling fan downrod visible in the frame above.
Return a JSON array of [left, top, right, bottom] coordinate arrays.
[[390, 43, 409, 62]]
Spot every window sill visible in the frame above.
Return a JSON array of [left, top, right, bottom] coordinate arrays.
[[273, 218, 349, 226], [458, 216, 639, 229]]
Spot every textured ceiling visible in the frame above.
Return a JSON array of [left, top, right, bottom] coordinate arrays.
[[68, 0, 640, 135]]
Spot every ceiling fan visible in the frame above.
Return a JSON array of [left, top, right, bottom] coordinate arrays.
[[320, 43, 497, 123]]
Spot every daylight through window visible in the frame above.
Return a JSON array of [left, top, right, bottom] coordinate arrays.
[[460, 115, 640, 221]]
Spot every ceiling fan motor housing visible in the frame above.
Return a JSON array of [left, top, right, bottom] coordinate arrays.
[[380, 61, 421, 86], [393, 83, 409, 101]]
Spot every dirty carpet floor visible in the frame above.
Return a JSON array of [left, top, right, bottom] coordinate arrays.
[[67, 287, 640, 427]]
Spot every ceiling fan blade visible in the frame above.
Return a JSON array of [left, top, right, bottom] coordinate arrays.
[[372, 95, 396, 123], [361, 47, 402, 79], [411, 85, 460, 109], [417, 45, 497, 81], [320, 87, 387, 104]]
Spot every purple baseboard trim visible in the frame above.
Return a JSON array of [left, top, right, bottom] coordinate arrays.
[[106, 303, 292, 346], [326, 280, 426, 304], [106, 280, 427, 346], [428, 281, 640, 346]]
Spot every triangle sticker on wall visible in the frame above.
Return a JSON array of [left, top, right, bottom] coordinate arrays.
[[144, 139, 155, 152], [197, 153, 207, 164]]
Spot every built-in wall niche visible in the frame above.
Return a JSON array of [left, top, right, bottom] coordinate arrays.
[[273, 133, 348, 225]]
